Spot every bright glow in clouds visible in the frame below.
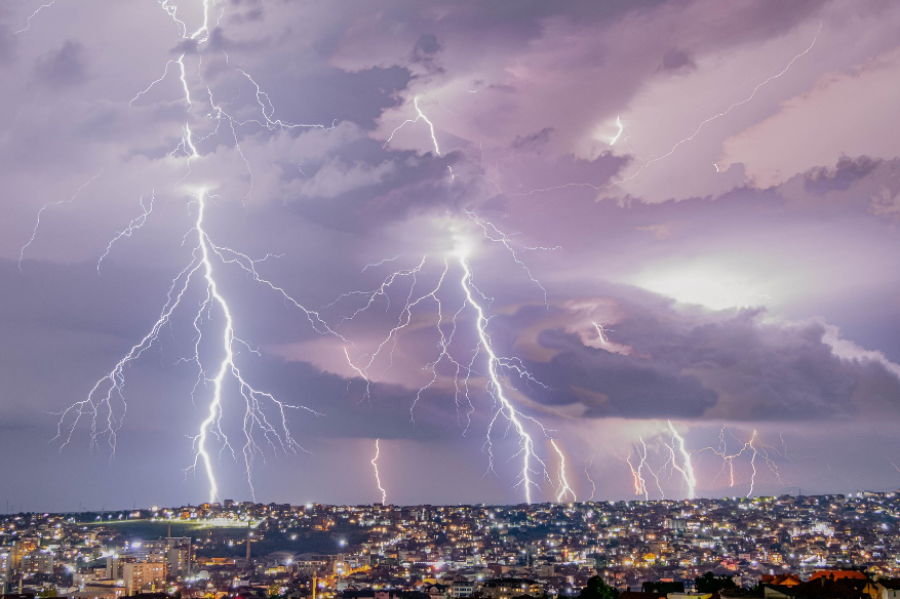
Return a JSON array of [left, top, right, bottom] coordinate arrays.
[[632, 264, 774, 311], [8, 0, 900, 508]]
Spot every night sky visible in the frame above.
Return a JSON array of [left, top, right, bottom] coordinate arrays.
[[2, 0, 900, 512]]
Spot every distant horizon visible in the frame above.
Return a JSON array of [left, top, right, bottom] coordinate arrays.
[[8, 487, 900, 516]]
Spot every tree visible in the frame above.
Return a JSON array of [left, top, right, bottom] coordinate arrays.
[[695, 573, 736, 594], [578, 576, 619, 599]]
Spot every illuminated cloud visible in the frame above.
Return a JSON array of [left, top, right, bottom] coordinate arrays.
[[1, 0, 900, 508]]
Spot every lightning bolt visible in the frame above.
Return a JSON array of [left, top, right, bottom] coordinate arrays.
[[35, 0, 570, 505], [14, 0, 57, 35], [694, 427, 784, 497], [465, 210, 560, 306], [890, 458, 900, 474], [97, 192, 155, 273], [626, 438, 648, 500], [19, 172, 103, 271], [551, 439, 577, 503], [384, 95, 454, 179], [56, 187, 328, 502], [513, 23, 822, 197], [371, 439, 387, 504], [666, 420, 697, 499], [458, 252, 552, 503], [625, 435, 667, 500], [584, 453, 597, 502], [592, 322, 611, 346], [46, 0, 348, 503], [326, 202, 564, 503], [609, 116, 625, 146]]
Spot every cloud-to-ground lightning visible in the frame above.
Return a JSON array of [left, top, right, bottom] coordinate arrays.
[[694, 427, 784, 497], [55, 187, 329, 502], [371, 439, 387, 504], [551, 439, 576, 502], [459, 253, 548, 503], [41, 0, 353, 502], [666, 421, 697, 499], [331, 213, 567, 503], [625, 435, 667, 500], [27, 0, 576, 504], [621, 424, 788, 499], [584, 453, 597, 501], [625, 438, 648, 500]]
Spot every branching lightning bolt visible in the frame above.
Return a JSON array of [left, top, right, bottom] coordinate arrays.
[[19, 172, 103, 271], [97, 192, 155, 273], [666, 421, 697, 499], [460, 253, 549, 503], [45, 0, 349, 503], [331, 214, 565, 503], [694, 427, 784, 498]]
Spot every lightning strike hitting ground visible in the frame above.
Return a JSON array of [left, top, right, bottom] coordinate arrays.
[[459, 253, 548, 503], [694, 427, 784, 497], [331, 214, 566, 503], [42, 0, 349, 502], [371, 439, 387, 505], [551, 439, 577, 502], [666, 421, 697, 499], [55, 187, 328, 502], [584, 453, 597, 502], [625, 438, 649, 500]]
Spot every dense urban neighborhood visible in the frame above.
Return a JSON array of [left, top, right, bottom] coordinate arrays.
[[4, 494, 900, 599]]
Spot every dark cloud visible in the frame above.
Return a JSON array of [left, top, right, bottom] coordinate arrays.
[[659, 48, 695, 72], [34, 40, 88, 87], [410, 33, 442, 73], [802, 155, 883, 194], [479, 299, 900, 423]]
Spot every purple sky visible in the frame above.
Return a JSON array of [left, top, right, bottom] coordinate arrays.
[[2, 0, 900, 511]]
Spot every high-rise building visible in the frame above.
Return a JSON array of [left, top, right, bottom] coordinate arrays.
[[133, 537, 192, 579], [9, 539, 38, 572], [122, 561, 166, 596], [20, 551, 54, 575]]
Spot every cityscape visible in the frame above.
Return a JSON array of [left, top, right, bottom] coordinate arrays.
[[3, 2, 900, 599], [5, 495, 900, 599]]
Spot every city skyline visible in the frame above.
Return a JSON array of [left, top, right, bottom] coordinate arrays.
[[2, 0, 900, 510]]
